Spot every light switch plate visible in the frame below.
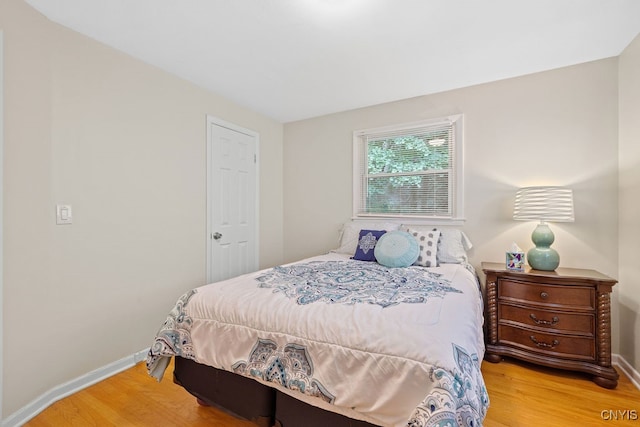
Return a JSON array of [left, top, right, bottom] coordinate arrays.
[[56, 204, 73, 225]]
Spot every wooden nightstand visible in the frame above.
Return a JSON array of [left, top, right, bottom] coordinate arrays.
[[482, 262, 619, 388]]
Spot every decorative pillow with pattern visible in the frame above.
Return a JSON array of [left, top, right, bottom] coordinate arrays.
[[406, 227, 440, 267], [400, 225, 473, 265], [335, 221, 400, 255], [352, 229, 387, 262]]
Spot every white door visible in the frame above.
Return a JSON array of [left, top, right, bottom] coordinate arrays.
[[206, 116, 258, 283]]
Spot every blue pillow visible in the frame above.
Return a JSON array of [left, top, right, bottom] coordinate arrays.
[[374, 231, 420, 268], [352, 229, 387, 261]]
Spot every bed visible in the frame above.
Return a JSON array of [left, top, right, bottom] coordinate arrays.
[[146, 224, 489, 427]]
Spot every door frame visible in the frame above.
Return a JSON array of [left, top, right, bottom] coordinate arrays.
[[205, 115, 260, 284], [1, 30, 5, 421]]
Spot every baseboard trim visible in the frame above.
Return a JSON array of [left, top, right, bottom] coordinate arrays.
[[1, 348, 149, 427], [613, 353, 640, 391]]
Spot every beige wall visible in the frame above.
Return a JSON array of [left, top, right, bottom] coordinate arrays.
[[284, 59, 619, 274], [619, 34, 640, 373], [284, 59, 621, 347], [1, 0, 283, 417]]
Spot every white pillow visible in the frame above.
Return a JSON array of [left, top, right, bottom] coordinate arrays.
[[400, 225, 472, 264], [405, 227, 440, 267], [334, 221, 401, 255], [438, 228, 472, 264]]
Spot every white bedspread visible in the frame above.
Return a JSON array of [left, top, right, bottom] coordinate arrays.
[[147, 253, 489, 426]]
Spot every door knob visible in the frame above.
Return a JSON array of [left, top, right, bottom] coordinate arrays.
[[212, 232, 222, 240]]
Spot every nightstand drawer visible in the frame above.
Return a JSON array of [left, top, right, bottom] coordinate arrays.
[[500, 304, 594, 334], [499, 279, 594, 309], [498, 325, 595, 360]]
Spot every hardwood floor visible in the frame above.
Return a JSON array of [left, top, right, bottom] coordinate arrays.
[[481, 360, 640, 427], [25, 358, 640, 426]]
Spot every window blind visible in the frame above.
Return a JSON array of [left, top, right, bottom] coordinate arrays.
[[355, 119, 457, 218]]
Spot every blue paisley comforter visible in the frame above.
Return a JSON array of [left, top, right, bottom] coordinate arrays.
[[147, 252, 488, 426]]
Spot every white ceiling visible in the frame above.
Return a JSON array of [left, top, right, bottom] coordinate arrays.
[[25, 0, 640, 123]]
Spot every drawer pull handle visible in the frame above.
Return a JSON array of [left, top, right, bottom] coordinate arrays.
[[529, 314, 559, 326], [540, 292, 549, 299], [530, 335, 559, 349]]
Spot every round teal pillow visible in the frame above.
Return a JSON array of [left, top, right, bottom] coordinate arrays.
[[374, 230, 419, 268]]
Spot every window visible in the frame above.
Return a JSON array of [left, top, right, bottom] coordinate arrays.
[[353, 114, 463, 220]]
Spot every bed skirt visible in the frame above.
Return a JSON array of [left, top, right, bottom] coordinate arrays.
[[274, 389, 378, 427], [173, 356, 275, 427], [172, 356, 379, 427]]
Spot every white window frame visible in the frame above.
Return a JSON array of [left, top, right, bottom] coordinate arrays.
[[352, 114, 464, 223]]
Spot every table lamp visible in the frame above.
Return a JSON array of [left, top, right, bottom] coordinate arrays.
[[513, 186, 574, 271]]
